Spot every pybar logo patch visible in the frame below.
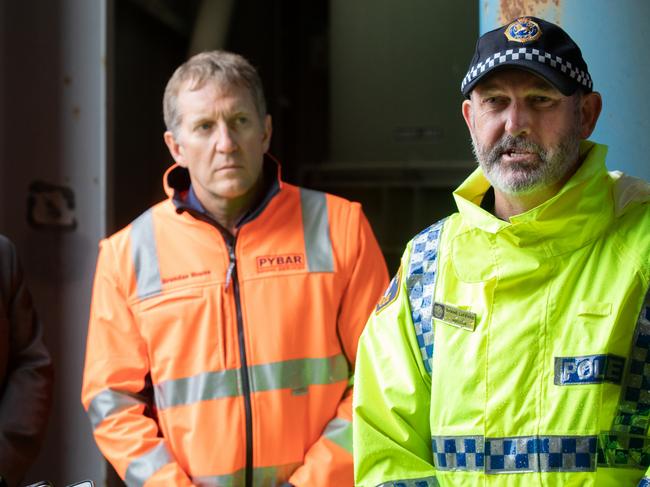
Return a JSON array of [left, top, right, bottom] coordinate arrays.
[[256, 254, 305, 272]]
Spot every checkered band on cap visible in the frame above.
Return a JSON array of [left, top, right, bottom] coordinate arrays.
[[432, 435, 597, 473], [461, 47, 593, 93], [639, 477, 650, 487], [406, 218, 446, 374]]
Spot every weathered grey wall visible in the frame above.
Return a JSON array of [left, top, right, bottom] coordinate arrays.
[[1, 0, 107, 484]]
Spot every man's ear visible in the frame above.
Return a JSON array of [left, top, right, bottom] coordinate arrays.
[[461, 98, 474, 134], [164, 131, 186, 167], [579, 91, 602, 139], [262, 114, 272, 153]]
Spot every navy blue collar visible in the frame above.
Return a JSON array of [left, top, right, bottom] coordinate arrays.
[[171, 156, 281, 230], [186, 185, 207, 214]]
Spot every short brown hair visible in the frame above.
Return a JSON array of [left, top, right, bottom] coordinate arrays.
[[163, 50, 267, 136]]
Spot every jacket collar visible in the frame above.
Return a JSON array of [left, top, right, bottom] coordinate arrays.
[[163, 154, 282, 230], [453, 141, 613, 255]]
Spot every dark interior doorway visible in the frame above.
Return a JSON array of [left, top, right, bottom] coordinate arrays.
[[111, 0, 329, 234]]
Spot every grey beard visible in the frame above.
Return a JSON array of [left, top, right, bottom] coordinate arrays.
[[471, 133, 581, 195]]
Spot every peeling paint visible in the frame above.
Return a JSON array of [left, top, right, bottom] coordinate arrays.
[[498, 0, 562, 26]]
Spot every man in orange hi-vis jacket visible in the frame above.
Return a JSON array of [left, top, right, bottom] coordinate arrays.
[[81, 50, 388, 487]]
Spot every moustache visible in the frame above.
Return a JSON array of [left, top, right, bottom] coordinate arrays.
[[493, 136, 544, 157]]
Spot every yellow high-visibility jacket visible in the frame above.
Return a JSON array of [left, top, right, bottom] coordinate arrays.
[[354, 141, 650, 487], [82, 160, 388, 486]]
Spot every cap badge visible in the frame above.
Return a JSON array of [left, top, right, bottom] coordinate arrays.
[[505, 17, 542, 43]]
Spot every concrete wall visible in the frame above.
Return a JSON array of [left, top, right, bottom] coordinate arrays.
[[1, 0, 107, 484]]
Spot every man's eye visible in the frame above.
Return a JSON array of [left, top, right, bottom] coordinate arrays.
[[235, 116, 248, 125], [531, 96, 554, 106], [197, 122, 213, 131], [482, 96, 505, 106]]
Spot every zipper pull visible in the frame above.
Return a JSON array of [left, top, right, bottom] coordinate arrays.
[[225, 247, 235, 290]]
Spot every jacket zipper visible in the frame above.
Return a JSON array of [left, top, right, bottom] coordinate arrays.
[[226, 239, 254, 487]]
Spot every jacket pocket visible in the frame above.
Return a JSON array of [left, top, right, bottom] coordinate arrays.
[[134, 286, 226, 380]]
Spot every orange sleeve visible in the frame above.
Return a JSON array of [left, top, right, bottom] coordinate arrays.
[[289, 204, 389, 486], [81, 238, 195, 487]]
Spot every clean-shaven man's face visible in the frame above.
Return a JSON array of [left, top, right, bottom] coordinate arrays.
[[165, 80, 272, 205]]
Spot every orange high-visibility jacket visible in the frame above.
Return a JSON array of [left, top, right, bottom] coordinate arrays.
[[81, 161, 388, 487]]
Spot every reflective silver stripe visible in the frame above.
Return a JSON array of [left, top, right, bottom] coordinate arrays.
[[376, 477, 439, 487], [131, 208, 162, 299], [249, 355, 349, 393], [432, 434, 597, 473], [300, 188, 333, 273], [323, 417, 352, 453], [154, 369, 240, 409], [87, 389, 148, 429], [193, 463, 300, 487], [155, 355, 348, 410], [124, 442, 172, 487], [193, 469, 243, 487]]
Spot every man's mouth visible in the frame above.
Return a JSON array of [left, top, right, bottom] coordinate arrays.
[[217, 163, 242, 171], [500, 148, 539, 164]]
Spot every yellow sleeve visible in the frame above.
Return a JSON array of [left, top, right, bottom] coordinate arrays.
[[353, 242, 438, 487]]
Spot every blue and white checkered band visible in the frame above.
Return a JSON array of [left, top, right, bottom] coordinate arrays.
[[376, 478, 440, 487], [432, 435, 597, 473], [460, 47, 593, 93], [406, 219, 445, 374], [432, 436, 485, 471], [597, 432, 650, 469], [505, 17, 541, 43], [639, 477, 650, 487], [611, 286, 650, 436], [595, 286, 650, 472]]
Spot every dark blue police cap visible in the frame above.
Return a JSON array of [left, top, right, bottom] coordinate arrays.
[[461, 16, 593, 98]]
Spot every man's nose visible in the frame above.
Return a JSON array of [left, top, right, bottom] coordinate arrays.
[[504, 102, 532, 137], [215, 122, 238, 153]]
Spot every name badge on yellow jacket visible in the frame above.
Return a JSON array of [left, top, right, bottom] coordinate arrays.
[[433, 302, 476, 331]]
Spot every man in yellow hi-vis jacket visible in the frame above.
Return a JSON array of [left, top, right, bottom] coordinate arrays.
[[354, 16, 650, 487]]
